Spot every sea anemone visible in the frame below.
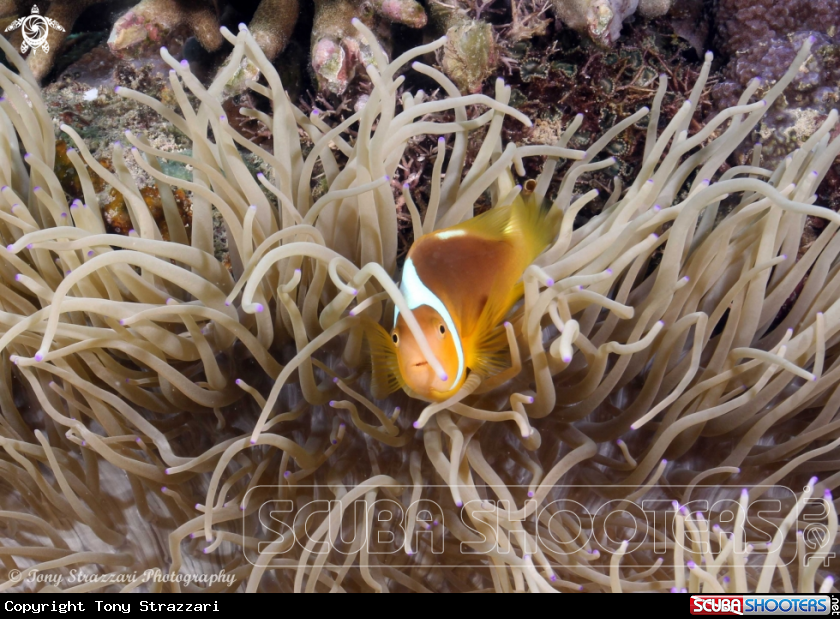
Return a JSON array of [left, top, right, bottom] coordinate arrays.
[[0, 22, 837, 593]]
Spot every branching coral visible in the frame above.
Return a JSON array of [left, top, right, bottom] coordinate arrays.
[[310, 0, 426, 93], [107, 0, 428, 94], [0, 22, 838, 593], [249, 0, 300, 63], [108, 0, 225, 59]]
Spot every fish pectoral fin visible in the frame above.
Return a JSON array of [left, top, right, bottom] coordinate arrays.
[[465, 286, 520, 378], [361, 318, 405, 399], [467, 323, 511, 378]]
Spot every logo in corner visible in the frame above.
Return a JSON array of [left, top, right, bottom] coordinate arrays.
[[4, 5, 65, 55]]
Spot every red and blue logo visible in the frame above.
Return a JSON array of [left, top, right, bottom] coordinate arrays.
[[690, 596, 831, 615]]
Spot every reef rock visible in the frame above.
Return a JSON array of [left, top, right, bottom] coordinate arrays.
[[430, 0, 500, 94], [551, 0, 671, 46], [711, 0, 840, 167]]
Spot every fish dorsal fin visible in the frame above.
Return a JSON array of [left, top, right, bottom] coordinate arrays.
[[360, 318, 405, 399], [455, 180, 553, 260], [452, 196, 518, 241]]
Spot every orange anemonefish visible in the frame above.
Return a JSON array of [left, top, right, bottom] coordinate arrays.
[[365, 174, 559, 402]]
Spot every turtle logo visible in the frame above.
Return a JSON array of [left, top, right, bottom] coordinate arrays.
[[4, 5, 65, 55]]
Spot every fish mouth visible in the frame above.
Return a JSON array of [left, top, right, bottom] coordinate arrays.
[[414, 361, 428, 367]]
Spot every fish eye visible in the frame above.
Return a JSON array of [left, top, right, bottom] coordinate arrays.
[[438, 324, 446, 335], [391, 331, 399, 345]]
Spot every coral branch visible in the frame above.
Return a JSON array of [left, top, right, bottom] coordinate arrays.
[[250, 0, 300, 61], [108, 0, 224, 58], [311, 0, 426, 93]]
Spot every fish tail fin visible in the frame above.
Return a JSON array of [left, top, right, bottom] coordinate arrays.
[[360, 317, 405, 399]]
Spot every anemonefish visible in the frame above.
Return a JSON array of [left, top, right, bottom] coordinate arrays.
[[365, 173, 559, 402]]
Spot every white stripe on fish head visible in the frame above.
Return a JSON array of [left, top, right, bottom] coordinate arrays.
[[395, 258, 465, 388]]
